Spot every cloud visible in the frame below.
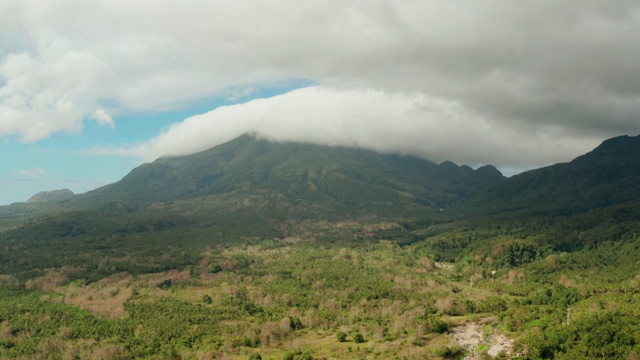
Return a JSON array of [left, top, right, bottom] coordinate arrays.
[[2, 0, 640, 165], [91, 86, 602, 168], [0, 50, 112, 142], [91, 109, 115, 128], [11, 168, 47, 178]]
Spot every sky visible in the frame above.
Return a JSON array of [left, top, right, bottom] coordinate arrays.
[[1, 1, 640, 205]]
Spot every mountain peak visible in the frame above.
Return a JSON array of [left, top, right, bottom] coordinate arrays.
[[598, 134, 635, 146], [573, 133, 640, 166], [84, 134, 505, 216], [464, 133, 640, 214], [27, 189, 75, 203], [475, 165, 504, 181], [592, 134, 639, 152]]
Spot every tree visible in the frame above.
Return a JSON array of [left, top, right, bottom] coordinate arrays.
[[290, 316, 304, 330]]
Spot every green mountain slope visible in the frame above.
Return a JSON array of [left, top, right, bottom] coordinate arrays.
[[0, 134, 506, 279], [81, 134, 504, 218], [462, 134, 640, 215], [3, 134, 640, 359]]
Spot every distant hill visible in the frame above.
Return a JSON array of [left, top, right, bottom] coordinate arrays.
[[27, 189, 74, 203], [462, 134, 640, 215], [81, 134, 505, 218]]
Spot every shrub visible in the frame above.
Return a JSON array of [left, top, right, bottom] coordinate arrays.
[[300, 352, 314, 360], [435, 345, 463, 358], [158, 279, 172, 289], [248, 353, 262, 360], [290, 316, 304, 330], [336, 331, 347, 342], [435, 346, 453, 357], [353, 332, 365, 343], [424, 316, 449, 334], [241, 335, 252, 347]]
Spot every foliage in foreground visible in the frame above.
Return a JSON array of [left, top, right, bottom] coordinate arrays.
[[2, 201, 640, 358]]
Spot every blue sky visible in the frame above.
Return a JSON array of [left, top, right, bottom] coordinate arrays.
[[1, 1, 639, 205], [0, 81, 309, 204]]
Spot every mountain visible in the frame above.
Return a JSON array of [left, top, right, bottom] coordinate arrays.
[[0, 134, 507, 250], [462, 134, 640, 215], [0, 134, 507, 276], [3, 134, 640, 360], [27, 189, 75, 203], [80, 134, 505, 218]]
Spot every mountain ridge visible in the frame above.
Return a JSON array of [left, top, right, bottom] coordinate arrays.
[[1, 134, 506, 233], [461, 134, 640, 215], [79, 134, 505, 217], [1, 133, 640, 360], [26, 189, 75, 203]]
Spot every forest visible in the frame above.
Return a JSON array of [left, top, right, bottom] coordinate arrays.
[[2, 206, 640, 359], [1, 135, 640, 359]]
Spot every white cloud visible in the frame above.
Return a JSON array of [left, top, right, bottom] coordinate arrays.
[[0, 50, 112, 142], [2, 0, 640, 166], [91, 109, 114, 128], [91, 86, 602, 169]]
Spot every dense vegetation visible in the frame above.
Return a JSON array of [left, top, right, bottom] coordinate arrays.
[[1, 134, 640, 359], [3, 212, 640, 359]]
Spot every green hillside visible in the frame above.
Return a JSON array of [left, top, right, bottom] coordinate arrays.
[[462, 134, 640, 215], [0, 134, 506, 279], [2, 134, 640, 359], [83, 134, 504, 216], [0, 134, 504, 234]]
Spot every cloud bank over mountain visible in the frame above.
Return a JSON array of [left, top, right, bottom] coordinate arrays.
[[2, 0, 640, 167], [91, 86, 600, 168]]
